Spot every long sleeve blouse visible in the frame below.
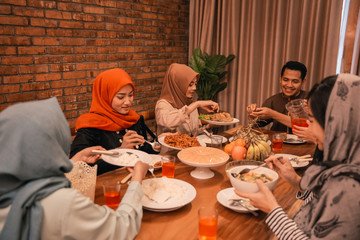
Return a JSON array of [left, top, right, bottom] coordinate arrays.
[[155, 99, 203, 136]]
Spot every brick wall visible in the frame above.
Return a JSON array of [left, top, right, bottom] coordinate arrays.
[[0, 0, 190, 135]]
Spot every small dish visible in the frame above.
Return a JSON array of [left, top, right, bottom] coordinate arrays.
[[217, 187, 258, 213], [283, 134, 306, 144], [274, 153, 310, 169]]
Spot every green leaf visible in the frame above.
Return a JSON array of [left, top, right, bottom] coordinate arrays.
[[206, 55, 227, 74], [189, 48, 205, 73], [226, 54, 235, 64]]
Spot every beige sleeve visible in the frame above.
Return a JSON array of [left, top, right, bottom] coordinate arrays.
[[155, 99, 190, 130], [41, 182, 143, 240]]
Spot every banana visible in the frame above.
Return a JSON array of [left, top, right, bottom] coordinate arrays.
[[246, 143, 255, 159], [252, 143, 261, 161], [259, 140, 271, 155], [255, 140, 269, 160]]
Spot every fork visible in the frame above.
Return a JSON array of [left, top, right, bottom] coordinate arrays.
[[148, 165, 156, 178], [229, 199, 258, 216]]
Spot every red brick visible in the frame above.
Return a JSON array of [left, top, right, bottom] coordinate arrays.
[[3, 75, 34, 84], [118, 17, 135, 25], [0, 0, 26, 6], [74, 47, 97, 54], [73, 13, 97, 22], [83, 6, 104, 14], [31, 18, 58, 27], [22, 82, 50, 91], [20, 65, 48, 74], [36, 73, 61, 82], [86, 55, 107, 62], [109, 39, 126, 45], [63, 71, 86, 80], [59, 20, 84, 29], [0, 47, 16, 55], [0, 15, 28, 25], [58, 2, 82, 12], [0, 85, 20, 94], [77, 93, 92, 101], [45, 10, 72, 19], [77, 78, 94, 86], [33, 38, 60, 45], [0, 5, 11, 14], [99, 62, 118, 69], [97, 31, 116, 38], [62, 55, 85, 63], [85, 39, 106, 46], [117, 47, 135, 53], [0, 66, 19, 75], [64, 86, 88, 95], [50, 64, 75, 72], [142, 12, 157, 19], [16, 27, 45, 36], [28, 0, 57, 8], [73, 29, 97, 38], [13, 7, 44, 17], [0, 26, 15, 35], [97, 47, 117, 54], [76, 63, 98, 70], [64, 110, 79, 119], [62, 38, 85, 46], [6, 92, 36, 103], [2, 56, 33, 65], [106, 24, 125, 31], [34, 56, 62, 64], [48, 47, 73, 55], [135, 19, 152, 26], [37, 89, 63, 99], [18, 46, 46, 55], [96, 0, 116, 8], [46, 29, 72, 37], [57, 95, 77, 104], [65, 101, 88, 111], [84, 22, 105, 30], [52, 80, 77, 88], [0, 36, 31, 45], [137, 73, 152, 80]]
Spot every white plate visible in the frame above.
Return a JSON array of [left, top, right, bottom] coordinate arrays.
[[142, 178, 197, 212], [201, 118, 239, 126], [196, 134, 228, 144], [101, 149, 152, 167], [149, 154, 162, 169], [217, 188, 258, 213], [283, 134, 306, 144], [274, 153, 310, 168], [158, 136, 207, 151]]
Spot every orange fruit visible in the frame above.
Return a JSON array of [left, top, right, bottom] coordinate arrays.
[[231, 146, 247, 160], [234, 138, 246, 147], [224, 143, 234, 156]]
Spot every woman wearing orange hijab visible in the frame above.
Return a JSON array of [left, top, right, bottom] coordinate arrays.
[[70, 68, 159, 175], [155, 63, 219, 137]]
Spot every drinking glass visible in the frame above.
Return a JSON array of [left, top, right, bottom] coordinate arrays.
[[103, 180, 121, 209], [161, 155, 175, 178], [271, 133, 286, 153], [210, 136, 222, 149], [198, 206, 218, 240]]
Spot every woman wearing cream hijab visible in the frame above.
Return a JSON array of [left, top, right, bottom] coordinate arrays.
[[155, 63, 219, 136]]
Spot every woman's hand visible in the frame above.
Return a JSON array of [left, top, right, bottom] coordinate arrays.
[[127, 161, 149, 183], [120, 130, 145, 149], [249, 107, 275, 119], [292, 120, 316, 143], [197, 100, 219, 113], [265, 156, 301, 190], [71, 146, 105, 164], [235, 180, 280, 214]]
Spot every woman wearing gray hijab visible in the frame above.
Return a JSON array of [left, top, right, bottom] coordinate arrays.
[[236, 74, 360, 239], [0, 98, 149, 240]]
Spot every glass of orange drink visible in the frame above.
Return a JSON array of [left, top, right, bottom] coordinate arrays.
[[103, 180, 121, 209], [161, 155, 176, 178], [198, 206, 218, 240]]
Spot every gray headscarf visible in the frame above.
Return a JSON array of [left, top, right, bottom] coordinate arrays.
[[295, 74, 360, 237], [0, 98, 73, 240]]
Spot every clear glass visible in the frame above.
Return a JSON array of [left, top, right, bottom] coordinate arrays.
[[161, 155, 176, 178], [198, 206, 218, 240], [103, 180, 121, 209]]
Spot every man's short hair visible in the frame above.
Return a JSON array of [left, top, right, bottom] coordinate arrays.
[[281, 61, 307, 80]]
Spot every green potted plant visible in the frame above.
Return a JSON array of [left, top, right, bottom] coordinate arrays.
[[189, 47, 235, 101]]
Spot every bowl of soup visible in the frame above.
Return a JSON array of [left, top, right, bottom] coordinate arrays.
[[228, 164, 278, 193]]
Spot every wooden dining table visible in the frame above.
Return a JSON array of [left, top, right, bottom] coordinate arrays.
[[94, 126, 316, 240]]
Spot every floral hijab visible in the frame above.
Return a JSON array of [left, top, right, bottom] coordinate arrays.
[[76, 68, 140, 131], [158, 63, 199, 109], [295, 74, 360, 237], [0, 98, 73, 240]]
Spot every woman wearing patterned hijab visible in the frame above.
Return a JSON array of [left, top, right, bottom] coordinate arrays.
[[236, 74, 360, 239], [0, 98, 149, 240], [71, 68, 159, 175], [155, 63, 219, 136]]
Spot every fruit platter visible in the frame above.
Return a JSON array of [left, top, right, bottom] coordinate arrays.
[[225, 119, 271, 161]]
